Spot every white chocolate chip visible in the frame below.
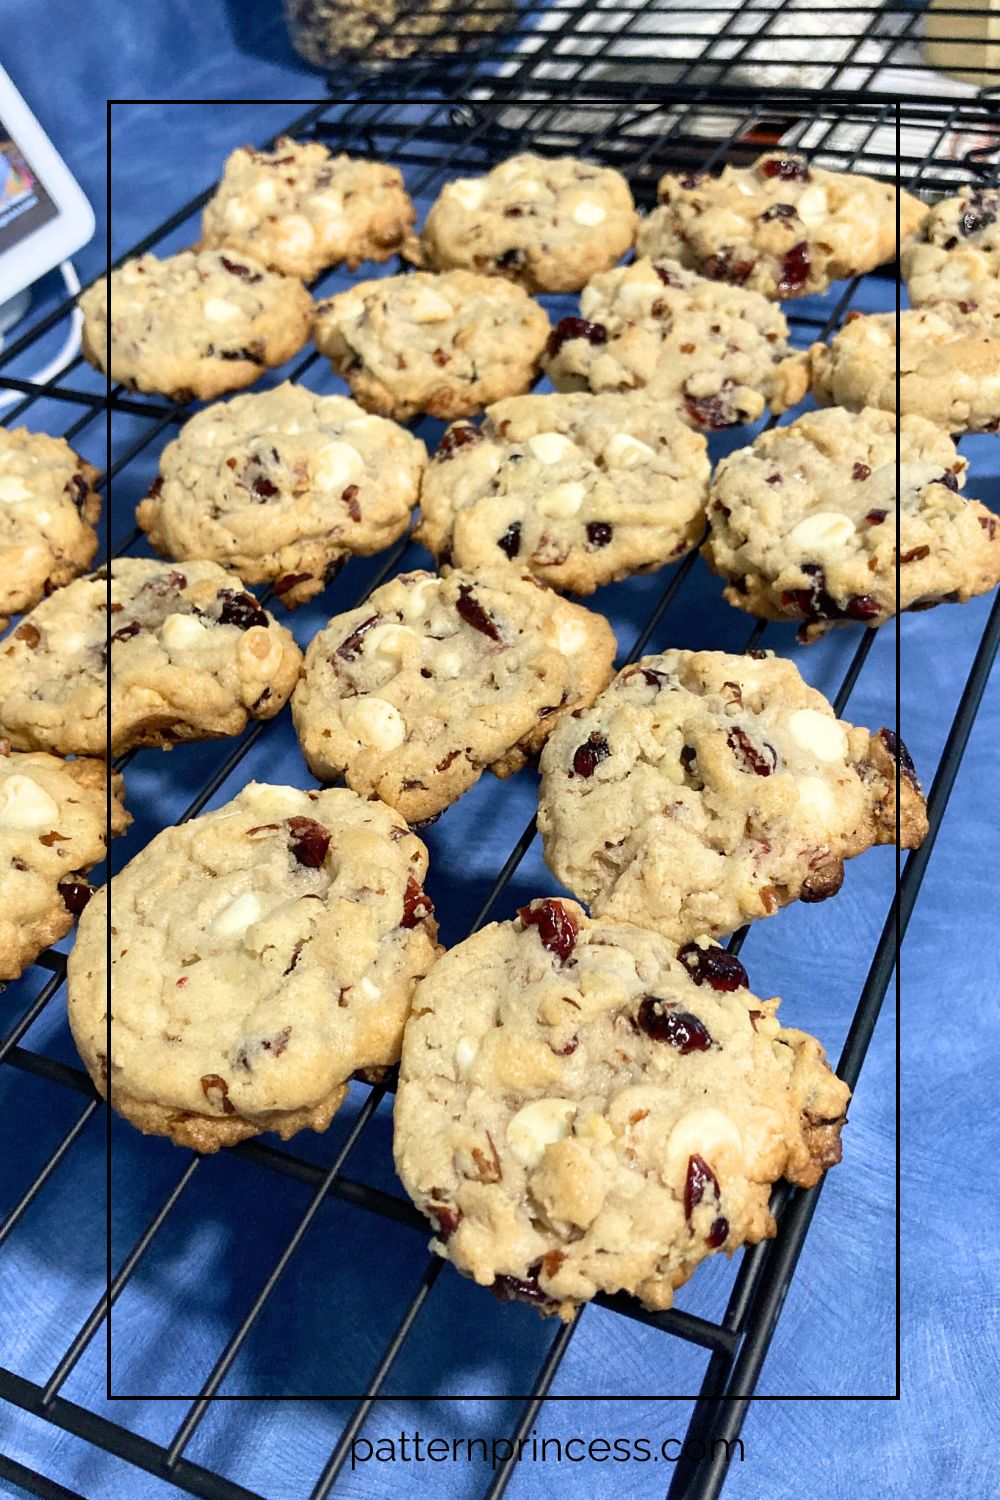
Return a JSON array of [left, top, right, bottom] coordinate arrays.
[[434, 647, 463, 679], [224, 199, 255, 229], [249, 178, 277, 208], [796, 774, 836, 821], [507, 1097, 577, 1169], [448, 178, 486, 210], [160, 613, 210, 651], [537, 480, 586, 519], [334, 296, 365, 323], [795, 185, 829, 226], [400, 577, 441, 621], [0, 477, 31, 503], [312, 440, 363, 494], [0, 775, 60, 830], [274, 213, 316, 255], [406, 287, 454, 324], [603, 432, 655, 467], [211, 890, 262, 937], [546, 614, 589, 656], [788, 511, 855, 551], [665, 1108, 743, 1184], [203, 297, 242, 324], [454, 1036, 479, 1076], [787, 708, 848, 763], [342, 696, 406, 751], [357, 976, 381, 1001], [528, 432, 579, 465], [572, 199, 607, 227], [366, 623, 417, 664], [241, 783, 311, 815]]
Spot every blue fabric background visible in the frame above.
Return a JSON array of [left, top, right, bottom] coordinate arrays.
[[0, 4, 998, 1497]]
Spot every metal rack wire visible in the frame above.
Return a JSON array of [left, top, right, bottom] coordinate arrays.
[[1, 88, 999, 1500]]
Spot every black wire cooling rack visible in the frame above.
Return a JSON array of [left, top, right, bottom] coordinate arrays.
[[1, 86, 1000, 1500]]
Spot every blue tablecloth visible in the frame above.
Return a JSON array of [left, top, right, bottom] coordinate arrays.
[[1, 5, 998, 1498]]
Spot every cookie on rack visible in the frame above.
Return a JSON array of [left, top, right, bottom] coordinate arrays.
[[0, 428, 102, 632], [291, 568, 617, 824], [0, 744, 128, 980], [537, 649, 928, 944], [0, 558, 301, 758], [415, 392, 709, 594], [67, 783, 440, 1151], [136, 381, 427, 609], [415, 153, 637, 293], [637, 152, 926, 299], [79, 249, 314, 403], [394, 898, 850, 1319], [200, 136, 416, 282], [703, 407, 1000, 641], [541, 258, 806, 430], [901, 187, 1000, 308], [313, 270, 550, 421], [776, 304, 1000, 433]]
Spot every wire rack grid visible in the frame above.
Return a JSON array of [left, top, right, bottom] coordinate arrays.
[[0, 90, 998, 1500]]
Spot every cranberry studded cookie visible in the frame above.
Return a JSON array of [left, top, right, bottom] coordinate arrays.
[[415, 393, 709, 594], [0, 428, 101, 632], [68, 783, 440, 1151], [201, 137, 416, 282], [291, 568, 616, 824], [136, 382, 427, 609], [0, 745, 128, 980], [778, 304, 1000, 434], [394, 899, 850, 1319], [637, 153, 926, 300], [537, 649, 928, 944], [0, 559, 301, 758], [79, 249, 314, 403], [901, 188, 1000, 308], [704, 408, 1000, 641], [541, 258, 805, 431], [416, 153, 637, 294], [314, 270, 551, 422]]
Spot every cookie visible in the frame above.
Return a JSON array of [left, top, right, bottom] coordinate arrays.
[[637, 153, 926, 299], [79, 249, 314, 403], [901, 188, 1000, 308], [703, 407, 1000, 641], [313, 270, 550, 421], [0, 428, 101, 632], [416, 153, 637, 294], [541, 258, 804, 431], [67, 783, 439, 1152], [537, 649, 928, 943], [201, 137, 416, 282], [0, 559, 301, 758], [778, 304, 1000, 434], [291, 568, 616, 824], [136, 382, 427, 609], [394, 898, 850, 1319], [0, 744, 128, 980]]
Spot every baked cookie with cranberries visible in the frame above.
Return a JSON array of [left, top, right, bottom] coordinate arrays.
[[703, 408, 1000, 641], [200, 137, 416, 282], [637, 153, 926, 300], [291, 568, 616, 824], [136, 382, 427, 609], [314, 270, 551, 422], [0, 559, 301, 758], [393, 899, 850, 1319], [68, 783, 440, 1152], [0, 428, 102, 633], [79, 249, 314, 403], [537, 649, 928, 943], [415, 392, 709, 595], [415, 153, 637, 294], [901, 188, 1000, 308], [541, 258, 805, 431], [0, 744, 128, 980]]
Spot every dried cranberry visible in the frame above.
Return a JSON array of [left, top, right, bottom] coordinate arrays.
[[273, 571, 312, 596], [497, 521, 522, 559], [844, 594, 881, 621], [778, 241, 811, 294], [200, 1073, 235, 1114], [764, 473, 782, 486], [503, 206, 524, 219], [704, 249, 755, 285], [959, 196, 997, 237], [491, 1263, 553, 1308], [706, 1216, 729, 1248], [865, 509, 888, 526], [59, 879, 92, 915], [336, 613, 379, 661], [684, 1154, 720, 1219], [900, 545, 931, 564], [678, 942, 749, 992], [759, 156, 811, 182], [518, 899, 578, 964], [141, 569, 187, 596], [342, 484, 361, 521], [654, 263, 683, 287], [852, 462, 871, 482], [636, 997, 713, 1053], [586, 521, 613, 549], [286, 816, 330, 868], [727, 727, 776, 776], [760, 202, 797, 222], [251, 476, 279, 500], [684, 382, 740, 431], [572, 732, 610, 778], [937, 471, 960, 492], [546, 316, 608, 358], [679, 173, 703, 190], [495, 247, 526, 270], [401, 875, 434, 928], [219, 255, 262, 282], [436, 423, 482, 460], [144, 475, 164, 501], [214, 346, 264, 364], [456, 584, 502, 642], [878, 728, 918, 785], [429, 1204, 460, 1239], [217, 589, 266, 630], [110, 621, 141, 644]]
